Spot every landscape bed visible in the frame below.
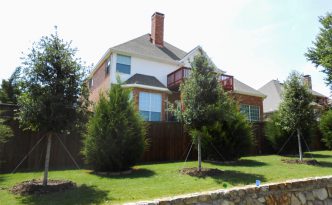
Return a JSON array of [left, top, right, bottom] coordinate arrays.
[[0, 151, 332, 204]]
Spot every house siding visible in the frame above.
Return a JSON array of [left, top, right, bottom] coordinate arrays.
[[111, 54, 178, 87], [89, 60, 111, 104], [231, 93, 264, 121]]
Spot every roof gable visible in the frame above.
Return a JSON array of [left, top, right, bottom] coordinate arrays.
[[179, 46, 223, 73]]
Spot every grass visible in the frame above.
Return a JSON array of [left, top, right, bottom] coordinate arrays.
[[1, 150, 332, 204]]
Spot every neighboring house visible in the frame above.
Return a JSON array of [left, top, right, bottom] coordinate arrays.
[[231, 78, 266, 122], [258, 75, 329, 118], [89, 12, 265, 122]]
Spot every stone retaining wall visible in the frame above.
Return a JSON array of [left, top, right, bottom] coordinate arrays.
[[126, 176, 332, 205]]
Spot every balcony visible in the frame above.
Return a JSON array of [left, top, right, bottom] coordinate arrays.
[[167, 67, 191, 90], [167, 67, 234, 92], [219, 74, 234, 91]]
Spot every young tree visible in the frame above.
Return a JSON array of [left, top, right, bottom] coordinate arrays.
[[170, 50, 221, 171], [278, 71, 315, 161], [18, 30, 89, 185], [82, 82, 146, 172], [305, 13, 332, 92]]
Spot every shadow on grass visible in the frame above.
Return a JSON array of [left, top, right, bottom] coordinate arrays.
[[205, 159, 267, 167], [19, 184, 109, 205], [214, 170, 266, 186], [187, 169, 266, 186], [90, 168, 156, 179], [304, 153, 332, 159], [315, 161, 332, 168]]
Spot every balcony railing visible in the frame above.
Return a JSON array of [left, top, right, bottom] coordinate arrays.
[[167, 67, 234, 91], [219, 74, 234, 91], [167, 67, 191, 90]]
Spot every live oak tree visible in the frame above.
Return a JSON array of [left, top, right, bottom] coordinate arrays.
[[278, 71, 315, 161], [18, 31, 89, 185], [170, 50, 221, 171], [306, 13, 332, 92]]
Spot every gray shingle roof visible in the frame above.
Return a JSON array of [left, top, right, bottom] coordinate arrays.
[[125, 74, 166, 88], [258, 80, 283, 113], [111, 34, 187, 63], [258, 80, 328, 113], [233, 78, 266, 98]]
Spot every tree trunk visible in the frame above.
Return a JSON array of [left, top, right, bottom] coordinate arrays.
[[43, 133, 52, 186], [297, 128, 303, 161], [198, 136, 202, 172]]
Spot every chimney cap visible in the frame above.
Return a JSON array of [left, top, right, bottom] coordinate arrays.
[[304, 74, 311, 77], [152, 12, 164, 17]]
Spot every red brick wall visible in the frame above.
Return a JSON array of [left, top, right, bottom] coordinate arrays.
[[151, 12, 164, 47], [88, 61, 110, 104], [132, 87, 168, 121], [230, 93, 264, 121]]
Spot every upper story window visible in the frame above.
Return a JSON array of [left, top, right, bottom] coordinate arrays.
[[240, 104, 260, 122], [116, 54, 131, 74], [139, 92, 162, 121], [105, 59, 111, 75]]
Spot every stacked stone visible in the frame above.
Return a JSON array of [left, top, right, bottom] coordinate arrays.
[[126, 176, 332, 205]]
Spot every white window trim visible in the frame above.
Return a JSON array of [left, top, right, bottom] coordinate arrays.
[[241, 104, 260, 122]]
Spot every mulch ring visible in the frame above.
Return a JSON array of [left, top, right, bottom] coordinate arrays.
[[281, 158, 319, 166], [180, 167, 223, 177], [10, 179, 76, 195]]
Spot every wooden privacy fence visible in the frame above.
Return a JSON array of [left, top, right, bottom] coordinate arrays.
[[141, 122, 196, 162], [0, 122, 194, 173], [0, 103, 268, 173]]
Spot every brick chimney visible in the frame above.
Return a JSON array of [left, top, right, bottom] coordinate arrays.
[[151, 12, 164, 47], [303, 75, 312, 90]]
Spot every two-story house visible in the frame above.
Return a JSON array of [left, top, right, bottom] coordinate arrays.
[[89, 12, 266, 122], [259, 75, 329, 119]]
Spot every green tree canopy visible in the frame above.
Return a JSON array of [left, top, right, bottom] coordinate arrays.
[[279, 71, 315, 133], [82, 82, 146, 172], [0, 67, 22, 104], [270, 71, 315, 160], [319, 110, 332, 149], [202, 90, 253, 161], [305, 12, 332, 92], [18, 30, 89, 185], [170, 49, 221, 171], [0, 116, 13, 144]]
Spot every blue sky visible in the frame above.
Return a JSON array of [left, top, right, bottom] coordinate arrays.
[[0, 0, 331, 96]]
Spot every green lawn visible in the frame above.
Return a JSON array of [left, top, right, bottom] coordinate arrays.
[[1, 151, 332, 205]]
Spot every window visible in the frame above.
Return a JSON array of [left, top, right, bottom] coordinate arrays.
[[105, 59, 111, 75], [240, 104, 260, 122], [116, 54, 131, 74], [139, 92, 162, 121]]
